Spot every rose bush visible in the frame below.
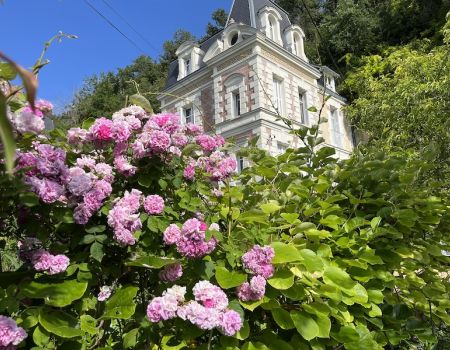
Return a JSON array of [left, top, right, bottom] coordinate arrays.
[[0, 75, 449, 349]]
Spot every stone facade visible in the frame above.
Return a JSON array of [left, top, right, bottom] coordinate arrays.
[[158, 0, 353, 160]]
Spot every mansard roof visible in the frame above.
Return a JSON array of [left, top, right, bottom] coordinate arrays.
[[164, 30, 224, 90], [227, 0, 292, 33]]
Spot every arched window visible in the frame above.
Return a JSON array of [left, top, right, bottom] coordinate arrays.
[[268, 17, 275, 40], [293, 34, 298, 55]]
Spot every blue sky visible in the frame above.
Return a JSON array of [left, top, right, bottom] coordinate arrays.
[[0, 0, 231, 111]]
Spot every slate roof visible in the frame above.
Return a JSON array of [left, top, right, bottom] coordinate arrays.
[[228, 0, 291, 32], [164, 0, 293, 90], [164, 30, 224, 90]]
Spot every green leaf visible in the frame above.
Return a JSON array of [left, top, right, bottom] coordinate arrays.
[[33, 325, 51, 347], [85, 225, 106, 233], [228, 299, 245, 320], [0, 93, 16, 175], [39, 309, 83, 338], [125, 255, 178, 269], [138, 173, 152, 188], [240, 297, 267, 311], [358, 248, 384, 265], [271, 242, 301, 264], [80, 315, 97, 335], [90, 242, 104, 262], [81, 117, 95, 129], [129, 94, 153, 114], [344, 217, 368, 233], [260, 201, 281, 214], [20, 280, 88, 307], [242, 341, 269, 350], [0, 62, 17, 80], [315, 315, 331, 338], [272, 308, 295, 330], [123, 328, 139, 349], [323, 266, 356, 290], [299, 249, 324, 272], [280, 213, 299, 224], [335, 326, 360, 343], [235, 320, 250, 340], [268, 268, 294, 290], [290, 311, 319, 341], [370, 217, 382, 230], [239, 209, 268, 224], [102, 286, 138, 320], [319, 215, 345, 230], [215, 267, 247, 289], [19, 192, 39, 207]]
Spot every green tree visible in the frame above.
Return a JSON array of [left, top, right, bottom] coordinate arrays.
[[276, 0, 325, 62], [320, 0, 382, 60], [159, 29, 196, 70], [62, 55, 164, 123], [342, 30, 450, 188], [201, 8, 228, 42]]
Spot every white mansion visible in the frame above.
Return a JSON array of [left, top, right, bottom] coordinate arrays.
[[158, 0, 354, 163]]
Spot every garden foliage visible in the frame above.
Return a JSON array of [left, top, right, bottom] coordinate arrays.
[[0, 58, 449, 350]]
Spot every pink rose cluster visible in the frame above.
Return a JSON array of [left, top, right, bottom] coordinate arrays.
[[30, 249, 70, 275], [147, 281, 242, 336], [163, 218, 217, 259], [195, 134, 225, 153], [17, 142, 67, 204], [18, 239, 69, 275], [237, 245, 275, 302], [107, 190, 165, 246], [237, 275, 267, 302], [19, 106, 236, 228], [17, 146, 114, 225], [241, 245, 275, 278], [159, 263, 183, 282], [0, 316, 27, 349], [66, 108, 236, 184], [185, 151, 237, 182], [8, 99, 53, 135], [71, 157, 114, 225]]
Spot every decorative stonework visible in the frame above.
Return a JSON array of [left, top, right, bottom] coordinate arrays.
[[216, 50, 253, 72]]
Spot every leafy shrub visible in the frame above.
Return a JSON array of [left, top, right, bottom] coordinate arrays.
[[0, 70, 449, 349]]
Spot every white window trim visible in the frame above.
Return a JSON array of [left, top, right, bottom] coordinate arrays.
[[272, 76, 284, 116], [183, 106, 195, 125], [232, 90, 241, 117], [298, 89, 309, 125], [329, 107, 343, 148]]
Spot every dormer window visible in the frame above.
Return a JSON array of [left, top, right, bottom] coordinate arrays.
[[230, 33, 239, 46], [285, 25, 307, 61], [185, 58, 191, 75], [259, 6, 283, 45], [175, 41, 204, 80], [268, 18, 275, 40], [325, 75, 336, 92], [293, 35, 298, 55]]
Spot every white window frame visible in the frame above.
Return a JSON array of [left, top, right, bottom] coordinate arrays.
[[277, 142, 288, 155], [330, 107, 343, 148], [184, 106, 194, 124], [237, 155, 245, 173], [298, 90, 309, 125], [185, 58, 191, 76], [272, 76, 284, 116], [268, 18, 275, 40], [232, 90, 241, 117]]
